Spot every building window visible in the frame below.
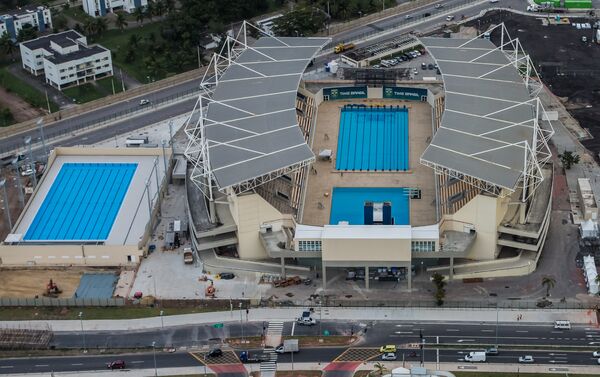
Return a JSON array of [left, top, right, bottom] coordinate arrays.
[[298, 240, 321, 252], [411, 240, 436, 252]]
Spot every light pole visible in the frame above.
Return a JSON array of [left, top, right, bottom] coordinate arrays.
[[24, 136, 37, 189], [152, 341, 157, 377], [78, 312, 87, 353], [146, 180, 152, 218], [495, 303, 499, 349], [36, 118, 48, 161], [11, 158, 24, 207], [319, 295, 323, 337], [160, 310, 164, 329], [239, 302, 244, 344], [0, 179, 12, 230], [161, 140, 169, 194]]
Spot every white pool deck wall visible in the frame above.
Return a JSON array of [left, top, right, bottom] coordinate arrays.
[[0, 147, 172, 267]]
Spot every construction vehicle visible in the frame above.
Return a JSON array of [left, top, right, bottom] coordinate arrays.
[[43, 279, 62, 298], [183, 248, 193, 264], [334, 43, 355, 54], [239, 351, 271, 363], [205, 279, 215, 298]]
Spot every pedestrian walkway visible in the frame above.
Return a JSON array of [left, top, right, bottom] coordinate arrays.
[[4, 307, 595, 332], [265, 320, 284, 347], [260, 347, 278, 377]]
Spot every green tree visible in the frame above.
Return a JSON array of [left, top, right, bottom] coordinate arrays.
[[114, 12, 128, 30], [154, 0, 166, 17], [83, 18, 96, 37], [542, 276, 556, 297], [145, 1, 155, 21], [432, 272, 446, 306], [16, 25, 37, 42], [134, 6, 145, 23], [53, 14, 68, 31], [0, 108, 13, 127], [128, 33, 140, 47], [93, 17, 108, 37], [373, 362, 386, 376], [558, 150, 580, 170], [0, 32, 15, 58], [273, 6, 327, 36]]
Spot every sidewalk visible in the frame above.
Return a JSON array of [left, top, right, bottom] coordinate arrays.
[[4, 361, 600, 376], [1, 307, 596, 332]]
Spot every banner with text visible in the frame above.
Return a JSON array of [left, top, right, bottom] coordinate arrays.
[[323, 86, 368, 100], [383, 86, 428, 101]]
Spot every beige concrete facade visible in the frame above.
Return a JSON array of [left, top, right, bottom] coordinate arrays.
[[302, 99, 437, 228], [441, 193, 510, 260], [578, 178, 598, 221], [228, 191, 285, 260]]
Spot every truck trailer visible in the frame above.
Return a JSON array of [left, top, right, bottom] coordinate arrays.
[[275, 339, 299, 354], [334, 43, 355, 54]]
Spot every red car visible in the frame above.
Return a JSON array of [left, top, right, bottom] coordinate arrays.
[[107, 360, 126, 369]]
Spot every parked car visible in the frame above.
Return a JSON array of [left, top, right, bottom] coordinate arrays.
[[518, 355, 534, 363], [382, 352, 397, 360], [380, 345, 397, 353], [435, 3, 444, 8], [421, 62, 427, 70], [217, 272, 235, 280], [428, 63, 434, 70], [405, 14, 412, 19], [413, 68, 419, 75], [139, 99, 151, 106], [21, 168, 34, 177], [485, 347, 499, 356], [372, 64, 381, 68], [207, 348, 223, 358], [446, 15, 455, 21], [592, 351, 600, 357], [107, 360, 126, 369], [297, 316, 317, 326]]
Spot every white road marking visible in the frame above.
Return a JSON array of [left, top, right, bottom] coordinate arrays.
[[395, 331, 414, 334], [481, 330, 494, 332], [291, 321, 295, 336], [130, 361, 144, 364], [0, 366, 13, 369], [71, 363, 83, 366], [447, 329, 460, 332], [35, 365, 49, 367], [516, 330, 529, 333]]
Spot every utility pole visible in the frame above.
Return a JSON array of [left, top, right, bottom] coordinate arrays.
[[24, 136, 37, 189], [495, 301, 499, 349], [420, 329, 425, 366], [239, 302, 244, 344], [0, 179, 11, 230], [120, 68, 125, 92], [11, 158, 24, 207], [45, 90, 51, 114], [78, 312, 87, 353], [36, 118, 48, 161]]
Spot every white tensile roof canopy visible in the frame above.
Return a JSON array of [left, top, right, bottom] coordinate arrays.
[[419, 24, 554, 199]]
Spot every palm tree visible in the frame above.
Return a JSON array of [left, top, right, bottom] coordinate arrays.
[[541, 276, 556, 298], [128, 33, 140, 48], [164, 0, 175, 13], [114, 12, 128, 30], [82, 18, 96, 37], [373, 362, 386, 376], [145, 1, 154, 21], [558, 150, 580, 170], [93, 17, 108, 37], [154, 0, 166, 17], [0, 32, 15, 57], [133, 7, 145, 24]]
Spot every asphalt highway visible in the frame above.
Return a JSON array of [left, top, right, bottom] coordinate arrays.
[[1, 320, 593, 374]]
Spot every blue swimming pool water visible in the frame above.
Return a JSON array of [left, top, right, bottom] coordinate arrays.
[[336, 105, 409, 171], [24, 163, 137, 241], [330, 187, 410, 225]]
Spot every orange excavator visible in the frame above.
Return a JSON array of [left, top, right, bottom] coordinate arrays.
[[205, 279, 215, 298], [43, 279, 62, 298]]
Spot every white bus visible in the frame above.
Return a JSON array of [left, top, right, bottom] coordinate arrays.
[[125, 137, 149, 147]]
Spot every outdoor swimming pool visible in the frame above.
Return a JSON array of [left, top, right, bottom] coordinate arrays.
[[329, 187, 410, 225], [24, 163, 137, 241], [336, 105, 409, 171]]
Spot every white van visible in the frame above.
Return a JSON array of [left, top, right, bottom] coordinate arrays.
[[554, 320, 571, 329]]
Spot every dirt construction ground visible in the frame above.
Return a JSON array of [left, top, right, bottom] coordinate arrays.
[[468, 11, 600, 155], [0, 269, 82, 298], [0, 86, 45, 123]]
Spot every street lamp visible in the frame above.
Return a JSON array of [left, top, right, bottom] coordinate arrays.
[[152, 341, 158, 377], [78, 312, 87, 353], [0, 179, 12, 230], [239, 302, 244, 344], [24, 136, 37, 189], [11, 158, 24, 208], [36, 118, 48, 161], [160, 310, 164, 329], [161, 140, 169, 193]]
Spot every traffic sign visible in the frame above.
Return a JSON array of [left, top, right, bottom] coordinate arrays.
[[213, 323, 224, 328]]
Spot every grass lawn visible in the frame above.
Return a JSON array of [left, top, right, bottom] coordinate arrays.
[[0, 305, 229, 320], [63, 82, 106, 104], [96, 75, 126, 94], [62, 6, 94, 24], [96, 22, 165, 82], [0, 68, 58, 112], [62, 76, 126, 104]]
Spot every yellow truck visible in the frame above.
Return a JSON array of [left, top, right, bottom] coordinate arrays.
[[334, 43, 355, 54]]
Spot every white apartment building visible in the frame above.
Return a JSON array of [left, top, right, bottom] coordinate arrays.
[[82, 0, 148, 17], [0, 5, 52, 41], [20, 30, 113, 90]]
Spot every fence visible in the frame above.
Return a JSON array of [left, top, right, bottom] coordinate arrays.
[[320, 0, 483, 50], [0, 322, 52, 350], [0, 297, 125, 307]]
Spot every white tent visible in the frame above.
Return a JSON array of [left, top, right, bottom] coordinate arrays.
[[583, 255, 599, 295], [580, 219, 598, 238]]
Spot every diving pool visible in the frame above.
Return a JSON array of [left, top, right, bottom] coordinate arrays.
[[330, 187, 410, 225], [24, 163, 137, 241], [336, 105, 409, 171]]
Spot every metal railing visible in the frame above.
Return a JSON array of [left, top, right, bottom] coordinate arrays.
[[0, 297, 125, 307]]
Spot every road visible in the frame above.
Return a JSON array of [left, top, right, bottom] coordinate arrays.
[[2, 320, 595, 374]]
